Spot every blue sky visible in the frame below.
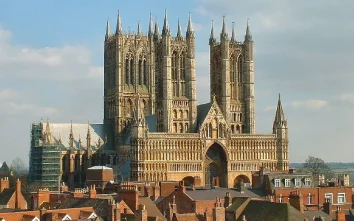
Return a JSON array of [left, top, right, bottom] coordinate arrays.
[[1, 0, 354, 166]]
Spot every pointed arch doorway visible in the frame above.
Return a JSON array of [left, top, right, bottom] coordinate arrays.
[[204, 143, 228, 188]]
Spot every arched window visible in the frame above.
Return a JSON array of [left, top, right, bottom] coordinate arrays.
[[184, 123, 188, 132], [179, 123, 183, 133], [184, 110, 188, 119], [236, 125, 240, 134], [240, 113, 242, 122], [125, 57, 130, 84], [180, 52, 187, 96], [179, 110, 183, 119], [173, 123, 177, 133], [143, 59, 148, 85], [173, 110, 177, 119], [231, 125, 235, 134], [130, 58, 134, 85]]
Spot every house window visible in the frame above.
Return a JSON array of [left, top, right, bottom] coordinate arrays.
[[338, 193, 345, 204], [279, 194, 283, 203], [285, 179, 290, 187], [294, 178, 301, 187], [325, 193, 333, 203], [305, 178, 311, 186], [307, 193, 312, 205], [274, 179, 281, 188]]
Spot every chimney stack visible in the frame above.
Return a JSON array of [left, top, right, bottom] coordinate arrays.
[[335, 206, 346, 221], [0, 177, 9, 192]]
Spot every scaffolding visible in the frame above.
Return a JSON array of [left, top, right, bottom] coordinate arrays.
[[29, 123, 61, 191]]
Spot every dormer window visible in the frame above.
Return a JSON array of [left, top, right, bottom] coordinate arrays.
[[285, 178, 290, 187], [294, 178, 301, 187], [305, 178, 311, 186], [274, 179, 281, 187]]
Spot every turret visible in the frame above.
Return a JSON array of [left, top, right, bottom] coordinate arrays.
[[243, 19, 255, 134], [273, 94, 287, 137], [186, 13, 197, 131], [273, 94, 289, 171], [160, 10, 172, 132], [116, 10, 122, 35], [220, 16, 231, 122]]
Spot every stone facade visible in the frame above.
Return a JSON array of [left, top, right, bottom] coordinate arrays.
[[103, 11, 289, 188]]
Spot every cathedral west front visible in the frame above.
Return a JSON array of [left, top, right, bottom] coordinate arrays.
[[29, 11, 289, 190], [103, 11, 289, 188]]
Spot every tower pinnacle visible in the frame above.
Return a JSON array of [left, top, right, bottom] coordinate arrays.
[[148, 13, 154, 38], [162, 10, 170, 36], [274, 93, 287, 127], [116, 10, 122, 35], [177, 18, 183, 38], [154, 18, 160, 41], [245, 18, 252, 41], [209, 20, 216, 45], [186, 13, 195, 38], [137, 21, 141, 35], [105, 18, 111, 40], [231, 22, 236, 42], [221, 16, 228, 40]]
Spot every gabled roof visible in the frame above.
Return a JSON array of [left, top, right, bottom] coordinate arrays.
[[185, 188, 261, 201], [138, 197, 164, 220], [236, 200, 308, 221], [0, 162, 10, 173], [22, 215, 40, 221], [145, 115, 157, 132], [196, 103, 212, 129], [59, 198, 109, 219], [0, 189, 15, 205], [226, 197, 250, 212]]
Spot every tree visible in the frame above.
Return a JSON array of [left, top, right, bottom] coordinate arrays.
[[11, 157, 26, 177], [303, 156, 335, 180]]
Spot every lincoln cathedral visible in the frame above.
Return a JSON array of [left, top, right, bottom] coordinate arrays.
[[29, 11, 289, 190]]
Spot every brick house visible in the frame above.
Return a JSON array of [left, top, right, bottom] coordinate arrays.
[[0, 177, 27, 209]]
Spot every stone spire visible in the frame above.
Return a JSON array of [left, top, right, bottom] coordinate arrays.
[[69, 121, 74, 148], [231, 22, 236, 42], [176, 18, 183, 39], [221, 16, 228, 40], [209, 20, 216, 45], [78, 135, 82, 150], [86, 122, 91, 153], [186, 13, 195, 38], [245, 18, 252, 41], [162, 10, 170, 36], [154, 18, 160, 41], [273, 94, 287, 129], [148, 13, 154, 38], [116, 10, 122, 35], [137, 21, 141, 35], [105, 18, 111, 40]]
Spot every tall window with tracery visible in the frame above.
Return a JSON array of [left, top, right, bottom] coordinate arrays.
[[125, 57, 130, 84], [180, 53, 187, 96], [237, 56, 243, 83], [230, 55, 236, 100], [138, 58, 143, 85], [143, 59, 148, 85], [130, 58, 134, 85], [172, 51, 178, 96]]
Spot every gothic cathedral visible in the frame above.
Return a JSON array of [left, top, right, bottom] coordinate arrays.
[[103, 11, 289, 188]]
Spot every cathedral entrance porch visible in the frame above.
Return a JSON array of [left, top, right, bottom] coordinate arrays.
[[204, 143, 227, 188]]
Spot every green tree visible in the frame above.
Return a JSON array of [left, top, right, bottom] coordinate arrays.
[[303, 156, 335, 180]]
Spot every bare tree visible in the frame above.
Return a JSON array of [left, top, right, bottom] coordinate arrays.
[[303, 156, 335, 180], [11, 157, 26, 177]]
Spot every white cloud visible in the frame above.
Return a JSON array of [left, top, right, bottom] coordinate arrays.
[[339, 94, 354, 103], [291, 100, 328, 110]]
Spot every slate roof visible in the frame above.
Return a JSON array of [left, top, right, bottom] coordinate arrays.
[[235, 200, 308, 221], [225, 197, 250, 212], [146, 115, 157, 132], [138, 197, 165, 220], [59, 198, 110, 219], [304, 210, 331, 221], [44, 123, 114, 151], [196, 103, 212, 129], [185, 188, 261, 201], [0, 189, 15, 205]]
